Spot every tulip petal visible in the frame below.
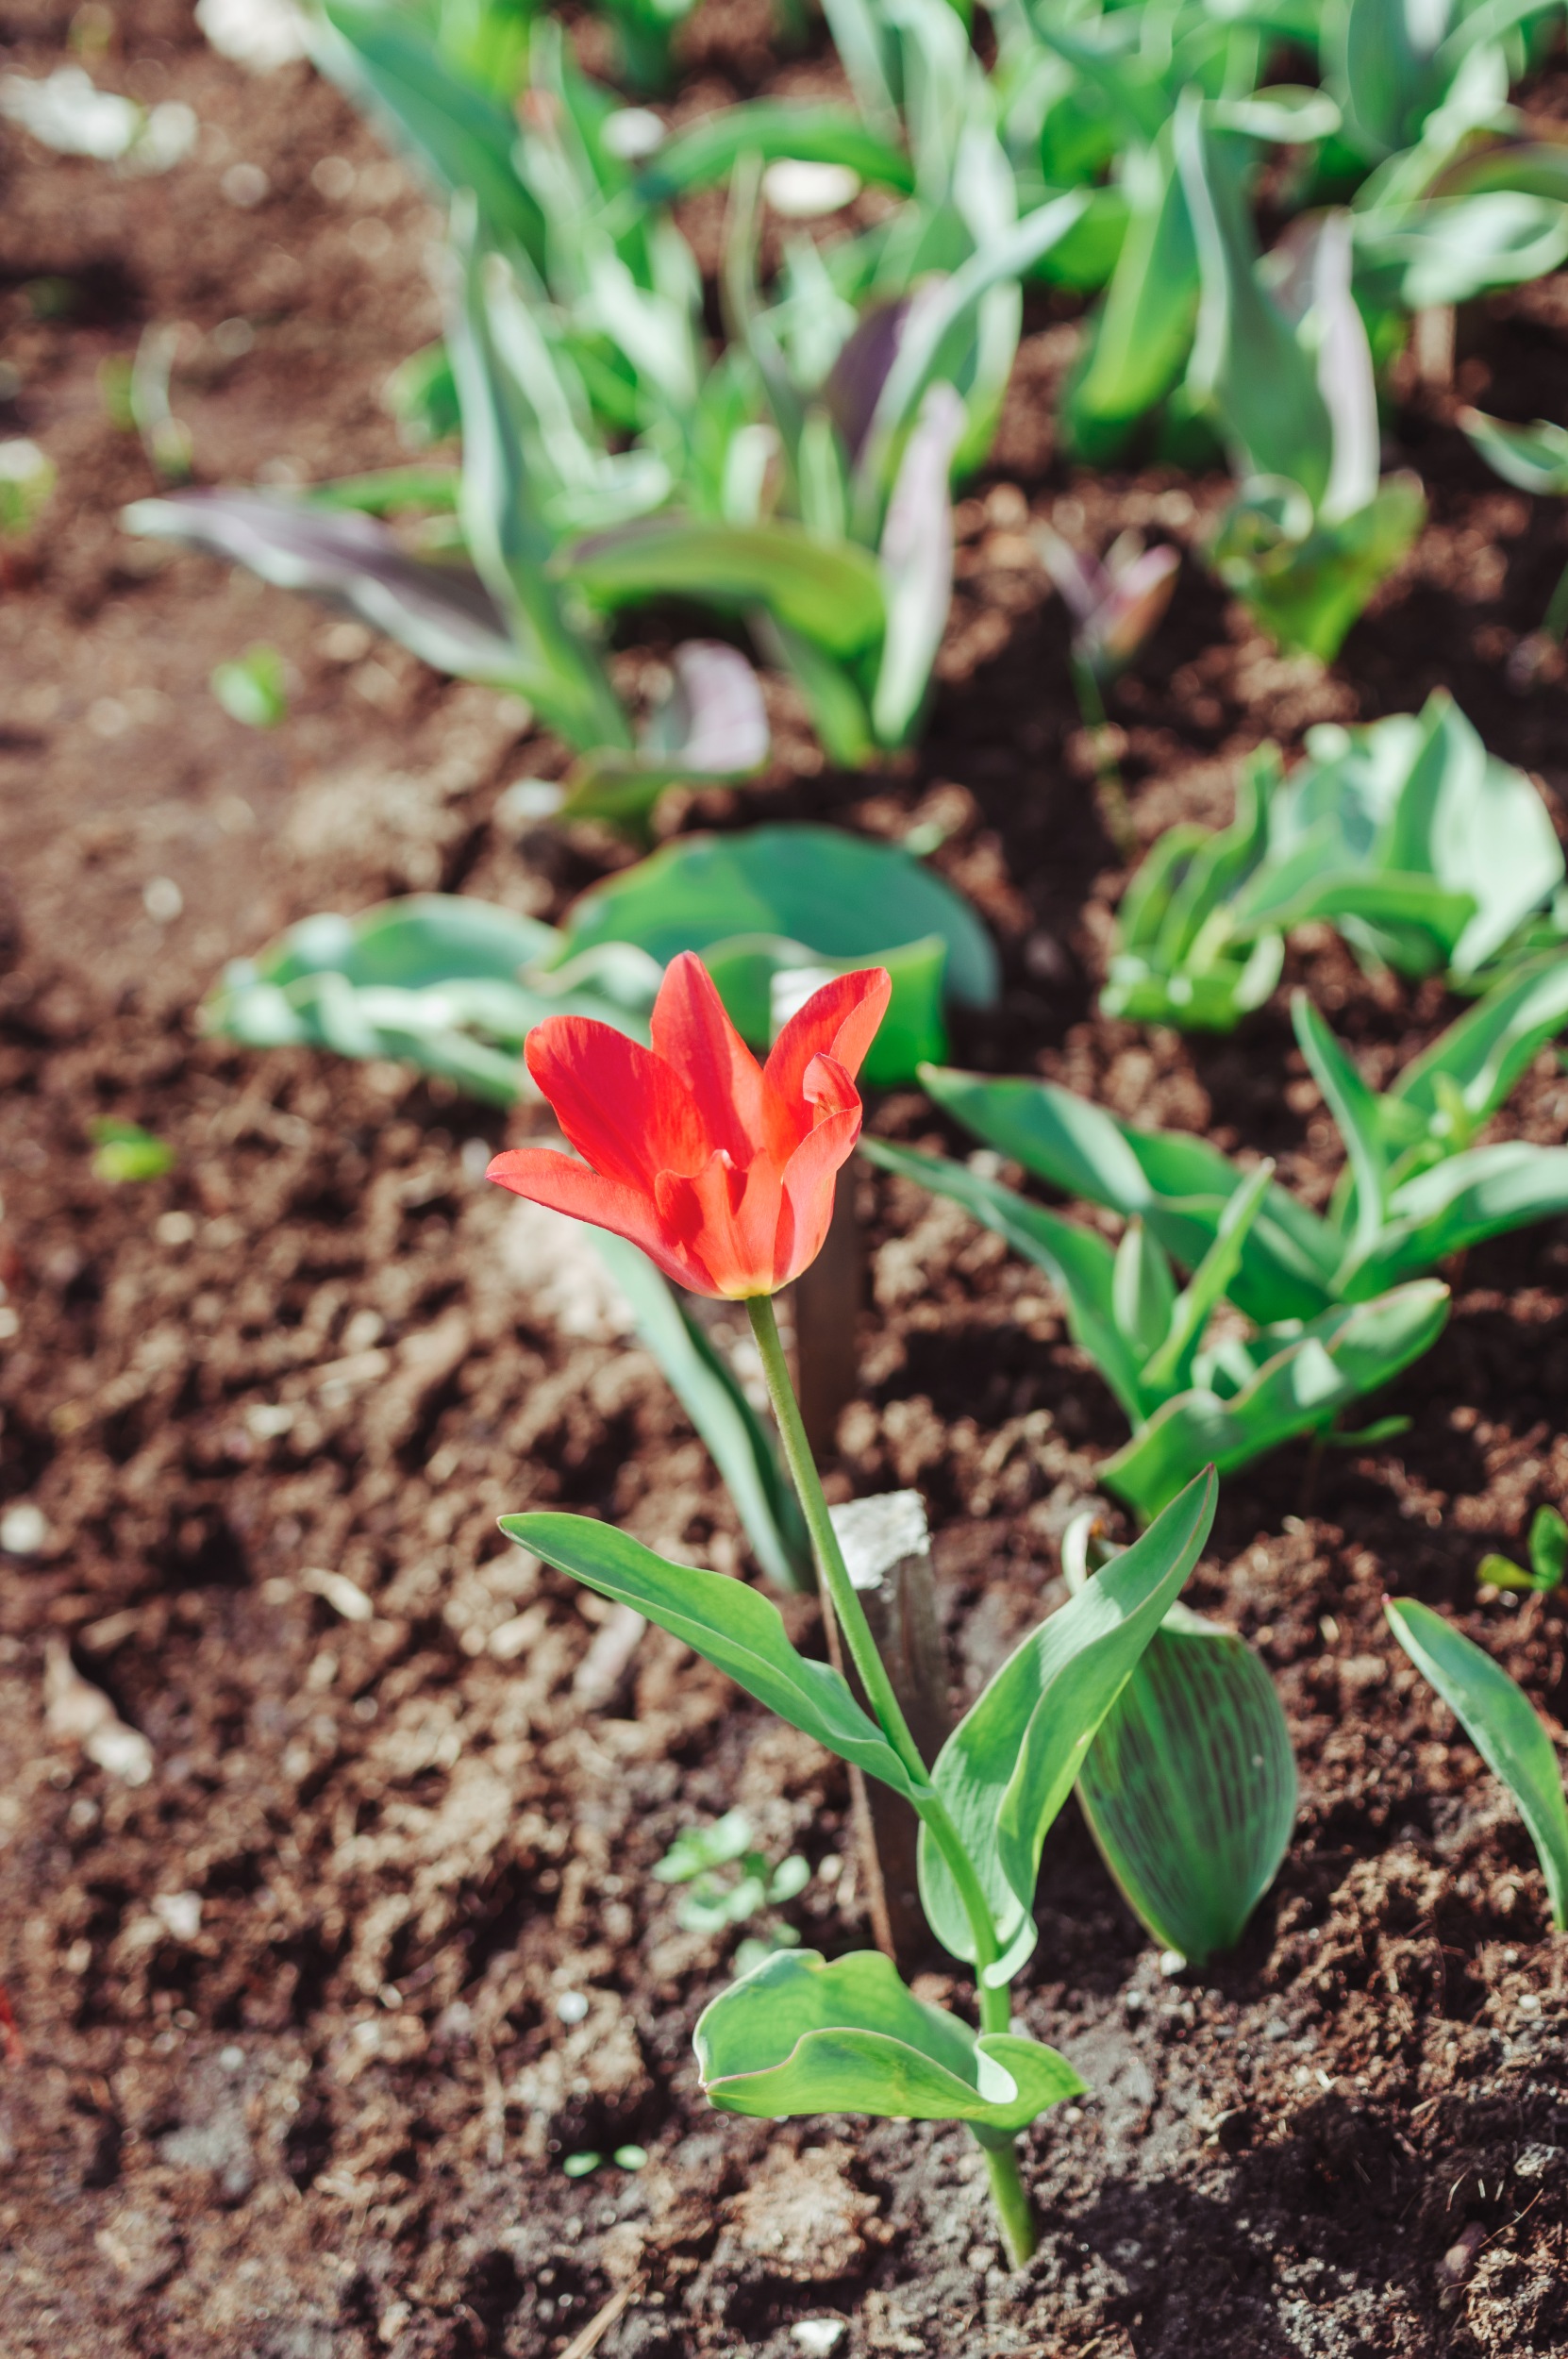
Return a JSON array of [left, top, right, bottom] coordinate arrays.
[[525, 1017, 707, 1191], [763, 968, 890, 1159], [775, 1096, 863, 1288], [486, 1148, 705, 1293], [654, 1149, 784, 1299], [650, 951, 767, 1166]]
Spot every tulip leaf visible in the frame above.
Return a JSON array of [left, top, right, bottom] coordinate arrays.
[[638, 102, 915, 199], [1066, 134, 1197, 458], [563, 516, 886, 656], [317, 0, 546, 260], [586, 1236, 811, 1594], [1460, 407, 1568, 496], [1344, 1142, 1568, 1297], [1102, 1281, 1450, 1523], [860, 1139, 1147, 1422], [500, 1514, 927, 1802], [1385, 1598, 1568, 1931], [554, 822, 1000, 1080], [695, 1949, 1084, 2129], [910, 1068, 1342, 1324], [1104, 693, 1565, 1029], [918, 1472, 1216, 1979], [1175, 92, 1331, 505], [123, 491, 525, 688], [202, 895, 608, 1107], [1077, 1610, 1296, 1966]]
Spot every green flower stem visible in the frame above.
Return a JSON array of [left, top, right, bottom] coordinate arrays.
[[1070, 649, 1136, 863], [745, 1291, 1038, 2266], [977, 2130, 1040, 2272]]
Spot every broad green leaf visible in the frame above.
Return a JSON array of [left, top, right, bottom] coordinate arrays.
[[123, 491, 526, 689], [1391, 954, 1568, 1134], [1175, 92, 1331, 505], [200, 895, 620, 1107], [919, 1472, 1217, 1977], [699, 934, 950, 1087], [556, 825, 999, 1011], [639, 103, 915, 199], [1066, 135, 1198, 456], [1344, 1141, 1568, 1295], [587, 1236, 811, 1593], [1077, 1612, 1296, 1965], [1354, 194, 1568, 311], [1386, 1597, 1568, 1929], [501, 1514, 926, 1801], [1213, 472, 1426, 663], [318, 2, 545, 259], [860, 1140, 1147, 1422], [1292, 995, 1390, 1263], [1460, 406, 1568, 496], [1327, 0, 1450, 161], [916, 1067, 1342, 1323], [563, 516, 886, 656], [695, 1949, 1084, 2129], [1102, 1280, 1450, 1522]]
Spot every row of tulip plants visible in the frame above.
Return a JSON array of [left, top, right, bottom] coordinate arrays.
[[90, 0, 1568, 2270]]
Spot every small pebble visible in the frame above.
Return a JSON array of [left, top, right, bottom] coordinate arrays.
[[791, 2324, 847, 2357], [1, 1503, 47, 1555]]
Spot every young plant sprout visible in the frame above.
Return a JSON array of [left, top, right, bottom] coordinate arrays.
[[653, 1808, 812, 1973], [1460, 407, 1568, 682], [1479, 1505, 1568, 1597], [1106, 694, 1567, 1029], [1036, 522, 1179, 855], [489, 950, 1220, 2266]]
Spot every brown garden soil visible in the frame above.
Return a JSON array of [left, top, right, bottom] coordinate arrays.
[[5, 5, 1568, 2354]]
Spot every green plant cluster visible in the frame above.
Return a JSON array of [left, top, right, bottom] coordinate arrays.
[[89, 0, 1568, 2269]]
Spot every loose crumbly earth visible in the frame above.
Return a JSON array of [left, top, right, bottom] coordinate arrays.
[[4, 6, 1568, 2356]]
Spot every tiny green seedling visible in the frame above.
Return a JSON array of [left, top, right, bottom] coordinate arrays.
[[1479, 1506, 1568, 1596], [210, 644, 290, 729], [0, 439, 55, 537], [91, 1119, 175, 1184], [653, 1809, 812, 1969], [562, 2144, 648, 2178]]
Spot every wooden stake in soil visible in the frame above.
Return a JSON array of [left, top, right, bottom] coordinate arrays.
[[829, 1489, 951, 1965]]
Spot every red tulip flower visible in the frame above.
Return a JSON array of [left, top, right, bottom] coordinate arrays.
[[488, 952, 891, 1299]]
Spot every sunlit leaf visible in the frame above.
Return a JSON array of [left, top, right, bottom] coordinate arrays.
[[639, 101, 914, 199], [123, 490, 525, 686], [1102, 1281, 1450, 1522], [1078, 1607, 1296, 1966], [1386, 1597, 1568, 1930], [695, 1949, 1083, 2129], [918, 1472, 1216, 1980], [563, 515, 886, 656], [501, 1514, 926, 1800]]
